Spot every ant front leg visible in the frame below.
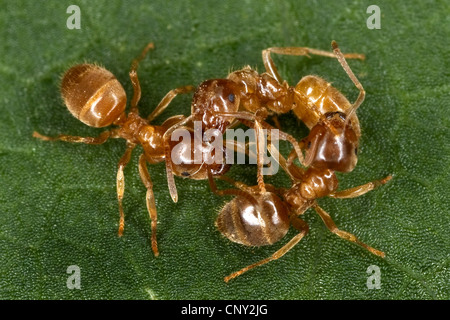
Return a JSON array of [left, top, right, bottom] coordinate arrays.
[[138, 154, 159, 256], [312, 202, 385, 258], [117, 142, 136, 237], [147, 85, 195, 122], [328, 175, 392, 199], [33, 129, 119, 144], [163, 114, 195, 203], [207, 170, 255, 200], [262, 44, 365, 85], [239, 116, 306, 168], [224, 216, 309, 282]]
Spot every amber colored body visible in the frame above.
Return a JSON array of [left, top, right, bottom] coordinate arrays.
[[163, 77, 305, 201], [57, 62, 231, 178], [33, 43, 230, 257], [211, 160, 391, 282], [207, 42, 389, 282], [164, 42, 365, 201], [225, 42, 366, 173]]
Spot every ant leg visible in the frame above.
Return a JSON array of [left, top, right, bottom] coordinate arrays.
[[224, 217, 309, 282], [163, 114, 195, 203], [207, 171, 261, 209], [262, 45, 365, 84], [329, 175, 392, 199], [238, 116, 306, 167], [285, 148, 306, 180], [129, 43, 155, 113], [254, 119, 267, 193], [331, 41, 365, 123], [224, 138, 255, 160], [269, 125, 306, 167], [271, 115, 282, 130], [147, 85, 195, 122], [267, 141, 295, 182], [117, 142, 136, 237], [312, 202, 385, 258], [33, 129, 118, 144], [138, 154, 159, 256], [267, 141, 305, 182], [219, 111, 305, 189], [208, 170, 252, 194], [214, 111, 267, 193]]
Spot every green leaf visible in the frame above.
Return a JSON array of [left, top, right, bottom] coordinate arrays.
[[0, 0, 448, 299]]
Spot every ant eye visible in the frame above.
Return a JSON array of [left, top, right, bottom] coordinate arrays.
[[307, 141, 311, 149], [354, 147, 358, 155], [181, 171, 190, 177], [228, 93, 235, 102]]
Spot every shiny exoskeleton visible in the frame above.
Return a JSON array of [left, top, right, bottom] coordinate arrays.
[[163, 77, 305, 202], [228, 41, 365, 173], [161, 42, 366, 204], [209, 155, 391, 282], [33, 43, 230, 257]]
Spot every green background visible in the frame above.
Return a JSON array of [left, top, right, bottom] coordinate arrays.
[[0, 0, 448, 299]]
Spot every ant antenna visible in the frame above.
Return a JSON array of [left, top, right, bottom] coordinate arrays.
[[331, 41, 365, 127]]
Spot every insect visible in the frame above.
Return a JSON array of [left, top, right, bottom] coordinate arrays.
[[163, 41, 366, 204], [33, 43, 231, 256], [209, 150, 392, 282], [162, 80, 305, 203], [205, 41, 391, 282], [229, 41, 366, 172]]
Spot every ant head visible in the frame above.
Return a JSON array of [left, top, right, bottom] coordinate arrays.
[[191, 79, 240, 133], [303, 111, 359, 172], [169, 128, 231, 179]]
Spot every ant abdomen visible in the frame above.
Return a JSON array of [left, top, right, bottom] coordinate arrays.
[[293, 75, 360, 135], [216, 191, 290, 246], [61, 64, 127, 128]]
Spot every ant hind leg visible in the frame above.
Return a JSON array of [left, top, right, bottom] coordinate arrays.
[[224, 217, 309, 282], [312, 202, 385, 258], [138, 154, 159, 256], [33, 129, 118, 144], [116, 142, 136, 237], [262, 44, 365, 85]]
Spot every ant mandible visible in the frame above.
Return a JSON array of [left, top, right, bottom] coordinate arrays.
[[33, 43, 231, 257], [209, 147, 391, 282]]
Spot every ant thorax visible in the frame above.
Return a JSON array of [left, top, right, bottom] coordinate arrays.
[[283, 167, 339, 208], [227, 66, 292, 114]]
